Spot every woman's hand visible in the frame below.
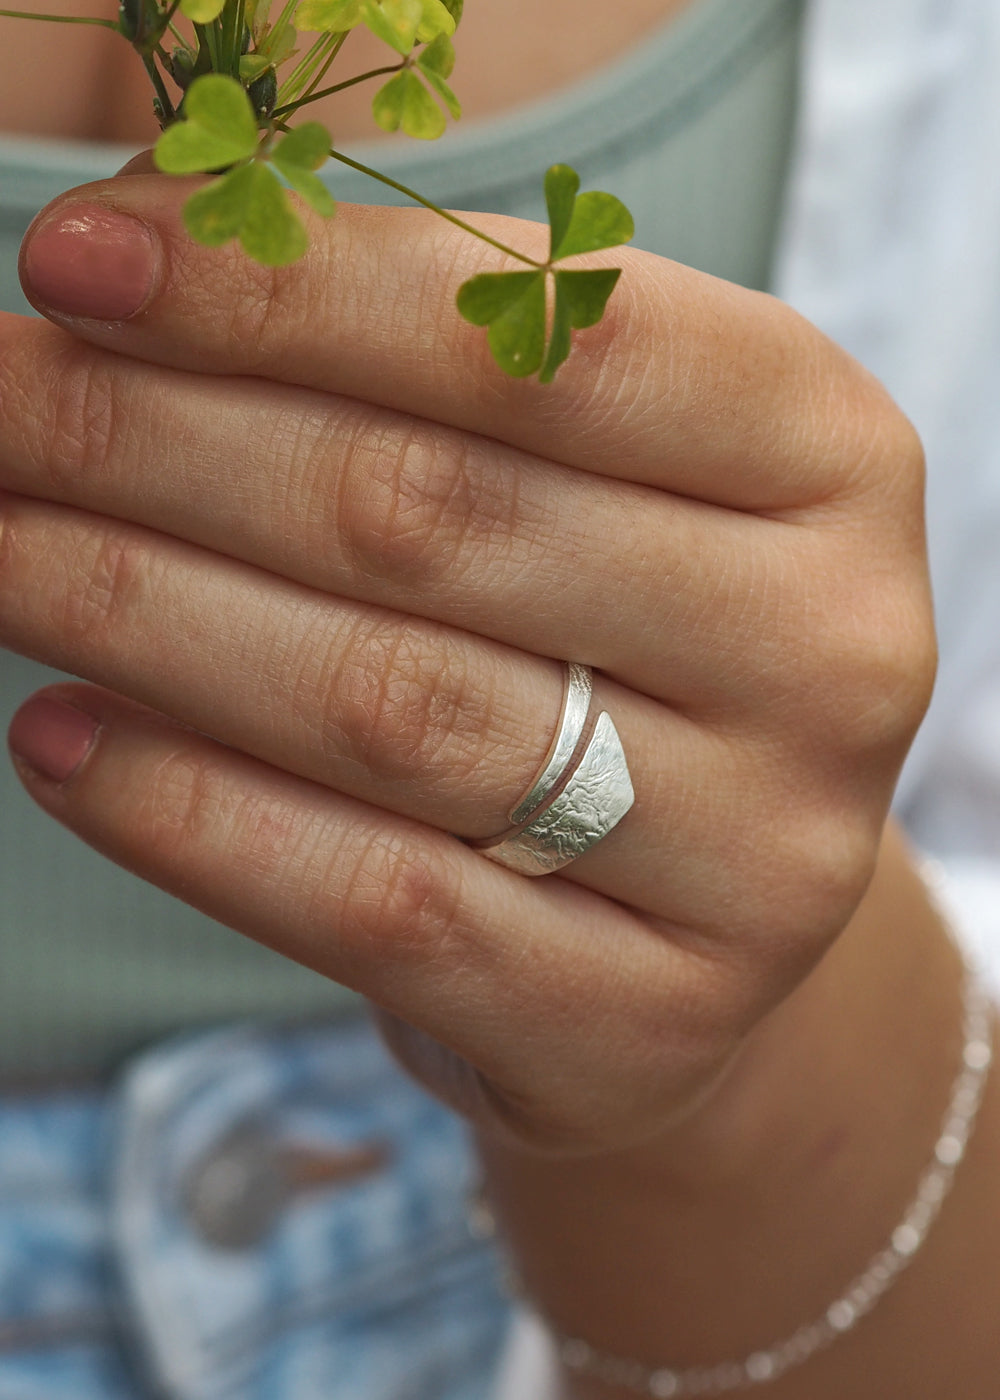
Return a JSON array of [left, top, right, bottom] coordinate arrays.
[[1, 175, 934, 1159]]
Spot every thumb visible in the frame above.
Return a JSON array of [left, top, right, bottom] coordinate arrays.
[[116, 148, 158, 176]]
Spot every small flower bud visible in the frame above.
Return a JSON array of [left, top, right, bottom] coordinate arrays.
[[169, 46, 197, 90]]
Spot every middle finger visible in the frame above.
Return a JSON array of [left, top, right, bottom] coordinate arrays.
[[0, 316, 809, 714]]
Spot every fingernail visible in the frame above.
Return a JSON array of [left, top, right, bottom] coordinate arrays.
[[22, 203, 157, 321], [8, 696, 99, 783]]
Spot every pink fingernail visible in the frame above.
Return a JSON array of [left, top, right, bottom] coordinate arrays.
[[8, 696, 99, 783], [22, 203, 157, 321]]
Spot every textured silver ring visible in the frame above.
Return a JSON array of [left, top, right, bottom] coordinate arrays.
[[472, 662, 634, 876]]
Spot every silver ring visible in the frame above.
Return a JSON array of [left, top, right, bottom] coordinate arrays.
[[472, 662, 634, 876]]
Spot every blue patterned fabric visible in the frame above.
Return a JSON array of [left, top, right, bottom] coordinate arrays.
[[0, 1016, 510, 1400]]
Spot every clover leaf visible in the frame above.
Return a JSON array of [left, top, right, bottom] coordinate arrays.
[[154, 74, 259, 173], [415, 0, 455, 43], [294, 0, 363, 32], [182, 161, 310, 264], [271, 120, 336, 217], [457, 165, 633, 382], [415, 33, 460, 117], [544, 163, 634, 260], [540, 267, 621, 383], [456, 270, 547, 378], [361, 0, 420, 53], [372, 68, 443, 137]]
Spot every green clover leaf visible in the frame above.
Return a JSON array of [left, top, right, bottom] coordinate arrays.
[[154, 74, 259, 174], [540, 267, 621, 383], [457, 165, 631, 381], [271, 121, 336, 217], [182, 161, 310, 264], [415, 34, 460, 117], [415, 0, 455, 43], [456, 266, 621, 382], [372, 68, 446, 138], [294, 0, 363, 32], [362, 0, 421, 53], [544, 163, 634, 260], [417, 30, 454, 76], [272, 119, 331, 169], [456, 270, 547, 378]]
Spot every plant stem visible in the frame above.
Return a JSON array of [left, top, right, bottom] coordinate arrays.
[[143, 50, 176, 121], [278, 29, 333, 103], [272, 62, 401, 117], [194, 18, 219, 68], [297, 28, 347, 101], [322, 145, 546, 269], [0, 7, 118, 24], [227, 0, 246, 75]]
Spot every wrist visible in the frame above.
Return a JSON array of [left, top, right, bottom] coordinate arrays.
[[476, 825, 992, 1396]]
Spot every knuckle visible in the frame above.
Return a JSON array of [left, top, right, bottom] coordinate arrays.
[[136, 745, 230, 864], [61, 524, 152, 646], [315, 616, 499, 791], [852, 393, 927, 508], [332, 409, 513, 591], [5, 338, 124, 497], [337, 828, 470, 969], [820, 573, 938, 760], [811, 360, 927, 511]]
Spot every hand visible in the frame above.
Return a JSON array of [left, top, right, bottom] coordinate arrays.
[[1, 175, 933, 1158]]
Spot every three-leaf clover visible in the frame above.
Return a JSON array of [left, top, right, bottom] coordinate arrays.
[[457, 165, 634, 383], [154, 74, 334, 265], [372, 34, 460, 138]]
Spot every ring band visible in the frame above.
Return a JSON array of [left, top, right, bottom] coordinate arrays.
[[473, 663, 634, 876]]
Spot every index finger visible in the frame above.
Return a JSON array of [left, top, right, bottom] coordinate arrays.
[[17, 176, 907, 512]]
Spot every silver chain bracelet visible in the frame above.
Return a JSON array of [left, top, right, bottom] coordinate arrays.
[[470, 902, 994, 1395]]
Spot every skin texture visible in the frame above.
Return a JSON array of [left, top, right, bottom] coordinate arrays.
[[2, 5, 999, 1394], [5, 174, 935, 1147]]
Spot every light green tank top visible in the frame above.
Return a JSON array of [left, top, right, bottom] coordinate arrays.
[[0, 0, 803, 1077]]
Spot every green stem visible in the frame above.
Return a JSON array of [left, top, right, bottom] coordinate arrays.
[[231, 0, 247, 75], [143, 50, 175, 122], [278, 30, 334, 103], [272, 62, 401, 118], [322, 144, 545, 269], [194, 18, 219, 68], [219, 0, 236, 72], [0, 7, 118, 24], [297, 28, 347, 101]]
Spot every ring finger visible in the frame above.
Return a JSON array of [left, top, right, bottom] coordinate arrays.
[[0, 488, 815, 943]]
